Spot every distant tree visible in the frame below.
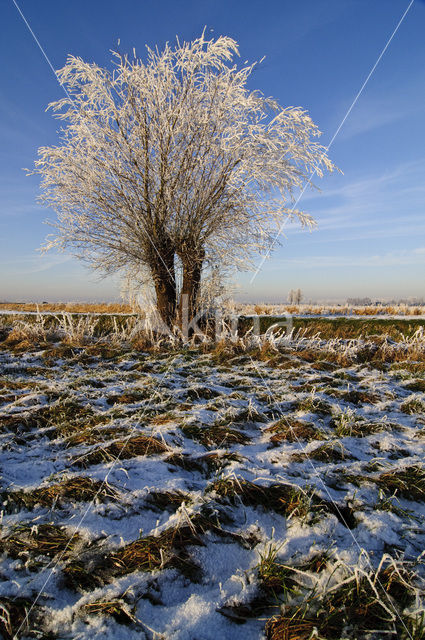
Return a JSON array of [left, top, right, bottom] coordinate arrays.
[[34, 33, 335, 327], [288, 288, 302, 305]]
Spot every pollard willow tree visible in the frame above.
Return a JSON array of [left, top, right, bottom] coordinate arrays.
[[35, 33, 335, 327]]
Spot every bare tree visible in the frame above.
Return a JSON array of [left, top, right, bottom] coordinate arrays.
[[34, 32, 335, 327]]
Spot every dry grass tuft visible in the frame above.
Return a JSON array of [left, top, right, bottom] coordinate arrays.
[[400, 396, 425, 415], [210, 478, 311, 519], [150, 411, 177, 425], [165, 452, 205, 472], [317, 573, 403, 636], [265, 615, 316, 640], [296, 395, 333, 415], [71, 434, 169, 467], [257, 544, 299, 598], [106, 390, 150, 405], [64, 513, 250, 593], [10, 400, 98, 438], [166, 451, 242, 474], [377, 564, 417, 609], [391, 361, 425, 374], [339, 388, 381, 405], [404, 379, 425, 392], [1, 327, 52, 352], [81, 598, 136, 625], [292, 441, 352, 463], [265, 417, 325, 444], [0, 523, 79, 560], [181, 423, 250, 447], [145, 490, 191, 511], [0, 596, 40, 640], [198, 451, 244, 474], [265, 559, 417, 640], [80, 343, 121, 359], [62, 560, 105, 592], [375, 465, 425, 501], [299, 551, 330, 573], [206, 340, 247, 365], [64, 425, 129, 447], [102, 517, 209, 582], [330, 409, 385, 438], [3, 476, 119, 512]]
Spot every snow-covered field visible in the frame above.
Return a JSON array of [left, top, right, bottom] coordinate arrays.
[[0, 328, 424, 639]]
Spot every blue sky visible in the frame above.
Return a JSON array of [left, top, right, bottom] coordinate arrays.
[[1, 0, 424, 303]]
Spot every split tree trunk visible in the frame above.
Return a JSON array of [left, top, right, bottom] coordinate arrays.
[[178, 247, 205, 329], [153, 270, 176, 329], [150, 239, 177, 329]]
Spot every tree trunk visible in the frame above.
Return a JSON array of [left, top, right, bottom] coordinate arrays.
[[153, 270, 176, 329], [150, 242, 176, 329], [178, 247, 204, 330]]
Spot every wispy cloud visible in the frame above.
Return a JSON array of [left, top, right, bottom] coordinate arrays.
[[329, 70, 425, 142], [1, 253, 71, 274], [285, 158, 425, 239], [272, 247, 425, 270], [303, 158, 425, 203]]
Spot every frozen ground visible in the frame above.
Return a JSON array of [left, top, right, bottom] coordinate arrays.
[[0, 334, 424, 639]]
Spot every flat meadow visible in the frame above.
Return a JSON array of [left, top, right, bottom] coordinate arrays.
[[0, 308, 424, 639]]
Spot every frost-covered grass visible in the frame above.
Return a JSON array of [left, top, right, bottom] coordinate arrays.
[[0, 321, 424, 639], [238, 302, 425, 317], [1, 300, 425, 317]]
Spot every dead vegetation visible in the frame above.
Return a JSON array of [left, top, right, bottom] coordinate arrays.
[[404, 379, 425, 392], [81, 598, 136, 625], [71, 434, 169, 467], [266, 615, 318, 640], [0, 302, 134, 314], [257, 545, 299, 598], [181, 423, 251, 447], [264, 417, 325, 444], [144, 490, 191, 511], [0, 596, 44, 640], [400, 395, 425, 415], [375, 465, 425, 501], [344, 465, 425, 504], [0, 326, 54, 352], [330, 409, 387, 437], [64, 516, 216, 591], [104, 521, 203, 581], [209, 478, 312, 519], [296, 395, 333, 415], [265, 559, 419, 640], [0, 523, 79, 560], [149, 411, 178, 425], [64, 425, 129, 447], [330, 388, 381, 405], [292, 441, 352, 463], [2, 476, 119, 512], [62, 560, 105, 592], [0, 400, 99, 438], [106, 390, 151, 405]]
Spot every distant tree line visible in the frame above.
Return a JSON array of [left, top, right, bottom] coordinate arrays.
[[347, 297, 425, 306]]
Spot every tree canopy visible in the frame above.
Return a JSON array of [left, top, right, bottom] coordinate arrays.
[[35, 32, 335, 326]]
